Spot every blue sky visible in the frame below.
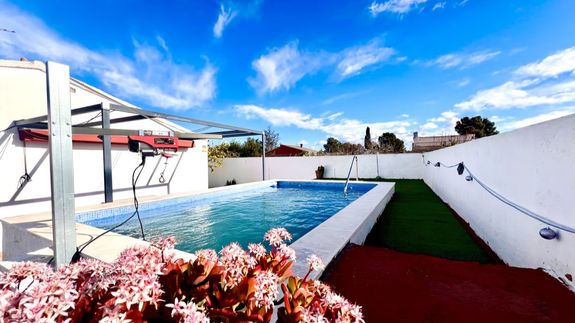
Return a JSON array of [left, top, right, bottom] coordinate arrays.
[[1, 0, 574, 150]]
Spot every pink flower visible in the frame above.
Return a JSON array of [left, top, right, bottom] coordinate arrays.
[[276, 244, 296, 261], [264, 228, 292, 247], [3, 265, 79, 322], [219, 243, 256, 290], [99, 311, 131, 323], [248, 243, 267, 259], [154, 236, 177, 261], [322, 291, 347, 309], [166, 298, 209, 323], [309, 280, 332, 298], [307, 255, 325, 272], [322, 291, 365, 323], [154, 236, 176, 251], [253, 271, 279, 310], [194, 249, 218, 264], [302, 307, 330, 323], [111, 272, 164, 310], [1, 261, 50, 289]]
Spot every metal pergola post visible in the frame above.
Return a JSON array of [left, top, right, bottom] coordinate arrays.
[[46, 61, 77, 267], [261, 133, 266, 180], [101, 102, 113, 203]]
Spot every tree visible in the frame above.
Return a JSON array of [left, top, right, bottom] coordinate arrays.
[[227, 141, 243, 156], [378, 132, 405, 153], [239, 137, 262, 157], [208, 142, 237, 172], [264, 126, 279, 152], [323, 137, 342, 154], [455, 116, 499, 138], [364, 127, 373, 150], [207, 138, 263, 172], [340, 142, 364, 155]]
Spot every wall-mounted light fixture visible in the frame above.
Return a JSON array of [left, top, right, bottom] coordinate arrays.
[[539, 227, 558, 240], [457, 163, 465, 175]]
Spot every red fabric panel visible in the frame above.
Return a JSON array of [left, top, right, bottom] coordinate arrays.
[[18, 129, 194, 148]]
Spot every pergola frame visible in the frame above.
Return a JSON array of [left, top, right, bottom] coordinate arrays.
[[13, 61, 266, 267]]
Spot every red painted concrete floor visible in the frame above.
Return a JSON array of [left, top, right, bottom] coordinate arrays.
[[323, 245, 575, 323]]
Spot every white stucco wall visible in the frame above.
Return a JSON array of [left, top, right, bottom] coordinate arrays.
[[0, 136, 208, 218], [0, 60, 209, 219], [423, 113, 575, 289], [208, 153, 424, 187]]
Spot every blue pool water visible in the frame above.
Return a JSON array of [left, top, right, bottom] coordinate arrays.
[[81, 181, 374, 253]]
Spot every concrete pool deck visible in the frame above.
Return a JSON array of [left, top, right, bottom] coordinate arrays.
[[0, 180, 393, 276]]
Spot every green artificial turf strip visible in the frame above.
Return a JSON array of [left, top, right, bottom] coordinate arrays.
[[326, 178, 496, 263], [367, 179, 494, 263]]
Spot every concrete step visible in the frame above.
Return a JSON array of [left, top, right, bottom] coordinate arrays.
[[0, 247, 53, 272]]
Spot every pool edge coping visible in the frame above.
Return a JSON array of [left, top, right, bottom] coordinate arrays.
[[288, 181, 395, 279]]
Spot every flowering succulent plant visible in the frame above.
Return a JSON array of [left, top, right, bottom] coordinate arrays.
[[0, 228, 363, 322]]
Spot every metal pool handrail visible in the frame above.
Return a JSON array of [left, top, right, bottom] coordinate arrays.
[[343, 155, 359, 194]]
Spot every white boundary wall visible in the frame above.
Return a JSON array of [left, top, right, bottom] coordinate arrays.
[[208, 153, 423, 187], [423, 113, 575, 289]]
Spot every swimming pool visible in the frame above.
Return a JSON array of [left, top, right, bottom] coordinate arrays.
[[79, 181, 375, 253]]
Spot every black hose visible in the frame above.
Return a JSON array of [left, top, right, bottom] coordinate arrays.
[[71, 156, 147, 263]]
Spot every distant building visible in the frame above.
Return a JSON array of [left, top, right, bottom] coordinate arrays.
[[266, 144, 317, 157], [411, 132, 475, 152]]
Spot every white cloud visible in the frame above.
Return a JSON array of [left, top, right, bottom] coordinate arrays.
[[429, 110, 459, 123], [325, 112, 344, 120], [432, 54, 462, 69], [401, 113, 410, 118], [432, 2, 446, 11], [499, 109, 575, 131], [425, 50, 500, 69], [369, 0, 428, 15], [234, 104, 411, 143], [336, 40, 395, 78], [321, 90, 372, 106], [0, 3, 216, 110], [514, 47, 575, 78], [156, 36, 169, 53], [488, 115, 507, 123], [421, 122, 438, 129], [419, 110, 460, 135], [454, 80, 564, 110], [213, 3, 237, 38], [235, 104, 324, 129], [248, 42, 324, 94], [467, 51, 501, 65], [456, 48, 575, 111], [322, 93, 354, 106], [456, 78, 471, 87], [250, 39, 396, 94]]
